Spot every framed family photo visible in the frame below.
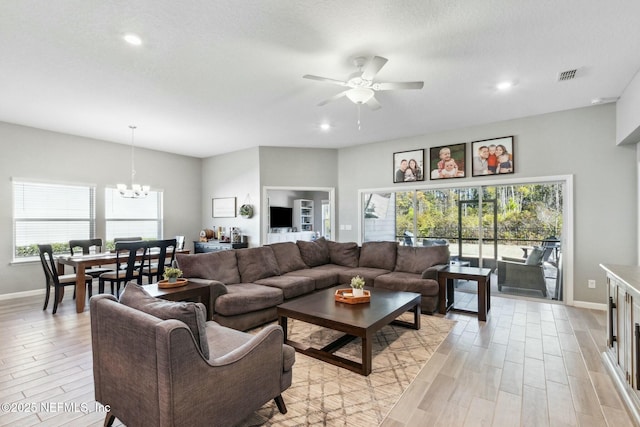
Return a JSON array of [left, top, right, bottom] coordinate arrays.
[[429, 143, 466, 180], [471, 136, 514, 177], [393, 149, 425, 183]]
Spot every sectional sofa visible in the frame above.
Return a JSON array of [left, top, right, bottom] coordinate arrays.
[[175, 238, 450, 331]]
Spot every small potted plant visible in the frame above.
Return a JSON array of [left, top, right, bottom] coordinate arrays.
[[239, 204, 254, 219], [350, 275, 366, 297], [163, 267, 183, 283]]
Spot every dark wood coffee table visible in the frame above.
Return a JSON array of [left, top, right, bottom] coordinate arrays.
[[143, 281, 213, 320], [277, 285, 421, 376]]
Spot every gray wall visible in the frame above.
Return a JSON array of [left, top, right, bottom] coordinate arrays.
[[0, 121, 202, 295], [617, 68, 640, 145], [259, 146, 339, 188], [201, 147, 260, 245], [337, 104, 637, 305]]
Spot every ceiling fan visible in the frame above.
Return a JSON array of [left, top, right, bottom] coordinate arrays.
[[303, 56, 424, 111]]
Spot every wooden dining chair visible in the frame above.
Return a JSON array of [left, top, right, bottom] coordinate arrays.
[[99, 241, 148, 297], [38, 244, 93, 314], [142, 239, 177, 283], [113, 237, 143, 243], [69, 238, 114, 280]]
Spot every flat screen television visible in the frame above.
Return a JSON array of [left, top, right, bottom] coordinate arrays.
[[270, 206, 293, 228]]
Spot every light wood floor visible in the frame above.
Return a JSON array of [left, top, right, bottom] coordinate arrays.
[[0, 292, 636, 426], [382, 291, 637, 427]]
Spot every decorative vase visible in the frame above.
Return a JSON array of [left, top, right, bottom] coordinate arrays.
[[168, 277, 178, 283], [352, 288, 364, 297]]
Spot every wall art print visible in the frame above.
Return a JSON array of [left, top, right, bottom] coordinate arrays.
[[429, 143, 466, 180], [393, 149, 425, 183], [471, 136, 514, 177]]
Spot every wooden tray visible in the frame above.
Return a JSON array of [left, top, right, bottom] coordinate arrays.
[[158, 278, 189, 289], [334, 288, 371, 304]]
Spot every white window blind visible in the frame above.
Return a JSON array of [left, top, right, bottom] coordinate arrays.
[[13, 180, 96, 260], [104, 188, 163, 243]]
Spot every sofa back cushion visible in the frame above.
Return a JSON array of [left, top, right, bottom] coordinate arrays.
[[236, 247, 281, 282], [395, 245, 451, 274], [176, 251, 240, 284], [359, 241, 397, 271], [119, 283, 210, 359], [297, 238, 330, 267], [327, 241, 360, 268], [269, 242, 308, 274]]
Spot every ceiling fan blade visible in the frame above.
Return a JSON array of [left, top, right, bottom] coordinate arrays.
[[318, 90, 348, 106], [361, 56, 388, 80], [373, 81, 424, 91], [303, 74, 348, 87], [366, 96, 382, 110]]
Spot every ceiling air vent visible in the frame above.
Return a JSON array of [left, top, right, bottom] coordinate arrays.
[[557, 69, 578, 81]]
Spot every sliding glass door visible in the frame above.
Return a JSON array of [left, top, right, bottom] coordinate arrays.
[[361, 181, 564, 300]]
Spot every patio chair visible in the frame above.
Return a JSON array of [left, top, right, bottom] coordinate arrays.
[[497, 246, 548, 297]]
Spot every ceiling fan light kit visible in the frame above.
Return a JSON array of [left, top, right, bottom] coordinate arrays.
[[346, 88, 375, 104], [303, 55, 424, 110]]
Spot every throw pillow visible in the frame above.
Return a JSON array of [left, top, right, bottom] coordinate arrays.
[[395, 245, 450, 274], [327, 241, 359, 267], [359, 241, 398, 271], [176, 251, 241, 284], [297, 239, 330, 267], [235, 247, 281, 282], [119, 283, 210, 359], [525, 246, 545, 265], [268, 242, 308, 273]]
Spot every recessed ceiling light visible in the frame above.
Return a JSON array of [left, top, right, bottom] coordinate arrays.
[[320, 123, 331, 131], [123, 33, 142, 46], [496, 81, 514, 91]]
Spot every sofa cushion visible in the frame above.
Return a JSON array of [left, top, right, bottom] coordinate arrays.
[[327, 241, 360, 268], [374, 272, 440, 313], [338, 267, 390, 287], [254, 275, 315, 299], [176, 251, 241, 285], [358, 241, 397, 271], [394, 245, 450, 274], [268, 242, 308, 274], [297, 238, 330, 267], [236, 247, 281, 283], [374, 272, 440, 296], [285, 267, 339, 290], [120, 283, 210, 359], [214, 283, 283, 316]]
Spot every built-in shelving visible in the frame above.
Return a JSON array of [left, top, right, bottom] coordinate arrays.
[[293, 199, 313, 232]]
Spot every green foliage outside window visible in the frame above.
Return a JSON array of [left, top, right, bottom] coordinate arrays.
[[394, 184, 563, 244]]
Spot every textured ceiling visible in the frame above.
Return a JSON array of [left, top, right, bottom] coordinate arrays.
[[1, 1, 640, 158]]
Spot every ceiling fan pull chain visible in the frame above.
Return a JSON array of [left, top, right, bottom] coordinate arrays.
[[357, 104, 362, 130]]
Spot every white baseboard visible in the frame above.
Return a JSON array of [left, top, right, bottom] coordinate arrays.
[[570, 300, 606, 311], [0, 289, 45, 301]]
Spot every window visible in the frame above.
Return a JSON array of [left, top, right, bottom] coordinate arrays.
[[13, 180, 96, 261], [104, 188, 163, 246]]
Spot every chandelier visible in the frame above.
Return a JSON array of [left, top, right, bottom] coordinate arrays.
[[117, 125, 150, 198]]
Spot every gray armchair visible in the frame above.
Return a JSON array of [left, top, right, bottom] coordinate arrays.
[[90, 286, 294, 427]]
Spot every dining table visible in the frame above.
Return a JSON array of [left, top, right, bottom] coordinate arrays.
[[56, 248, 190, 313]]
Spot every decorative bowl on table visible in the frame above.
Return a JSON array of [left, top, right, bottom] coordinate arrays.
[[334, 288, 371, 304]]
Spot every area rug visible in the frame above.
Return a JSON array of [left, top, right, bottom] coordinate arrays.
[[240, 313, 455, 427]]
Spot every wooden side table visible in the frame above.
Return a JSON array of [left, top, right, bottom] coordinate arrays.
[[437, 266, 492, 321], [143, 281, 213, 320]]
